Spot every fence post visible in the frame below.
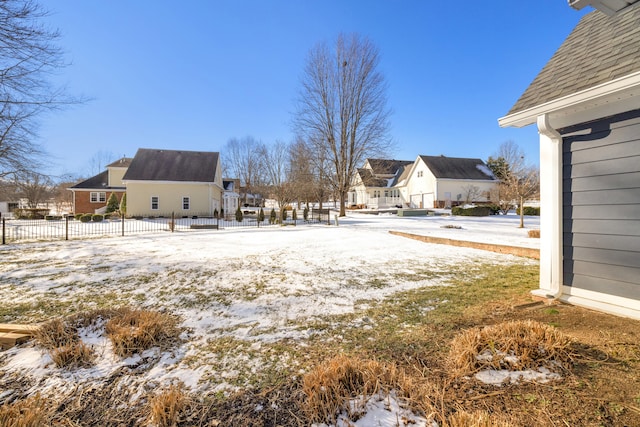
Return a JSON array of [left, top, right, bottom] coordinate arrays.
[[2, 217, 5, 245], [171, 212, 175, 232], [121, 211, 125, 236], [65, 215, 69, 241]]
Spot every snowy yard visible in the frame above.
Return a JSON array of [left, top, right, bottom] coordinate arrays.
[[0, 212, 540, 425]]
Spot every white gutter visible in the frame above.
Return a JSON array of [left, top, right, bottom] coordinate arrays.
[[537, 114, 564, 299]]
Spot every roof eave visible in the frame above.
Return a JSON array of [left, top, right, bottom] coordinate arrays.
[[569, 0, 638, 15], [499, 71, 640, 128]]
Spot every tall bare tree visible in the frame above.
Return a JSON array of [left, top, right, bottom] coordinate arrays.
[[1, 1, 75, 178], [288, 138, 316, 208], [294, 33, 392, 216], [258, 140, 294, 219], [15, 171, 52, 208], [222, 136, 265, 206], [488, 141, 539, 228]]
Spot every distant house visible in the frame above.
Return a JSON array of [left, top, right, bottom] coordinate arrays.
[[222, 178, 240, 215], [349, 159, 413, 208], [348, 156, 496, 209], [498, 2, 640, 319], [122, 148, 223, 217], [68, 157, 132, 214], [404, 156, 496, 209]]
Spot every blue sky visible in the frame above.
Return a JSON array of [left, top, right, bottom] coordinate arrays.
[[39, 1, 590, 178]]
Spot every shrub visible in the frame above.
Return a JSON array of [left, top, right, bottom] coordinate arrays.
[[451, 206, 491, 216], [528, 229, 540, 238], [269, 208, 276, 224], [74, 213, 84, 220], [235, 206, 243, 222], [304, 206, 309, 221], [44, 215, 62, 221], [119, 193, 127, 215], [106, 192, 119, 213], [92, 214, 104, 222], [517, 206, 540, 216], [105, 308, 181, 357], [80, 214, 93, 223], [0, 394, 50, 427], [213, 208, 218, 218], [292, 208, 297, 221], [281, 208, 288, 222], [258, 207, 265, 222]]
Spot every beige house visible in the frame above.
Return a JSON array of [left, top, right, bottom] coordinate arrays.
[[122, 148, 223, 217]]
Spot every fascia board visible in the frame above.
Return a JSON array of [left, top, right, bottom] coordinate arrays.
[[499, 71, 640, 128]]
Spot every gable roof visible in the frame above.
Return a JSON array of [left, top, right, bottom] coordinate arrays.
[[507, 4, 640, 117], [570, 0, 639, 15], [69, 171, 111, 190], [366, 159, 413, 176], [122, 149, 219, 183], [419, 156, 496, 180], [106, 157, 133, 168]]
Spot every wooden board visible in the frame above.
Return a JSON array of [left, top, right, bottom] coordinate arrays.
[[0, 332, 32, 350], [0, 323, 39, 335]]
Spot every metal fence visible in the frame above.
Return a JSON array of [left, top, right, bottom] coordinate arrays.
[[1, 209, 333, 244]]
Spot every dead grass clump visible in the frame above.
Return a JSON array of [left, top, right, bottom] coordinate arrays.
[[105, 308, 180, 357], [447, 320, 573, 377], [35, 318, 78, 350], [528, 229, 540, 238], [0, 394, 50, 427], [302, 354, 400, 423], [146, 385, 190, 427], [445, 409, 513, 427], [50, 341, 95, 368]]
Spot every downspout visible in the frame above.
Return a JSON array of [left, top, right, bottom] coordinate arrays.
[[537, 113, 563, 299]]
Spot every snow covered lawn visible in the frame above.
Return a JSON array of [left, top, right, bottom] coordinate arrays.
[[0, 212, 539, 424]]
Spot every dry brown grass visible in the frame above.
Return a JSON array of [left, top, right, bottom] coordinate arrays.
[[105, 308, 181, 357], [302, 354, 403, 423], [445, 409, 513, 427], [0, 394, 50, 427], [528, 229, 540, 238], [447, 320, 574, 377], [146, 385, 190, 427], [34, 318, 78, 350], [50, 341, 95, 368]]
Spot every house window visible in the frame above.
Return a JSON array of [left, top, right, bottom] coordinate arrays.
[[151, 196, 159, 210], [417, 171, 423, 178], [90, 192, 106, 203], [182, 197, 190, 210]]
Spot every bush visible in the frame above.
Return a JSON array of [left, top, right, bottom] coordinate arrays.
[[517, 206, 540, 216], [213, 208, 219, 219], [106, 192, 119, 213], [304, 206, 309, 221], [92, 214, 104, 222], [281, 208, 288, 222], [44, 215, 62, 221], [235, 206, 243, 222], [74, 213, 84, 220], [269, 208, 276, 224], [451, 206, 491, 216], [80, 214, 92, 223], [292, 208, 297, 221]]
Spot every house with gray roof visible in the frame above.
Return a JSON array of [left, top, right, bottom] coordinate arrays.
[[121, 148, 223, 217], [349, 159, 413, 208], [348, 156, 496, 209], [68, 157, 132, 214], [499, 1, 640, 319]]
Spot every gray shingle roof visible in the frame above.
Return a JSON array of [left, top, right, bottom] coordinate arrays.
[[507, 3, 640, 115], [419, 156, 496, 180], [122, 149, 219, 182], [69, 170, 111, 190], [106, 157, 133, 168], [366, 159, 413, 176]]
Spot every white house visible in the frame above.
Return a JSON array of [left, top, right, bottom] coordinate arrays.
[[499, 1, 640, 319], [349, 156, 497, 210]]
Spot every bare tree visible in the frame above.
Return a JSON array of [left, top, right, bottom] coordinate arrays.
[[288, 138, 316, 208], [258, 140, 294, 220], [293, 33, 392, 216], [462, 184, 482, 204], [87, 150, 116, 176], [15, 171, 52, 208], [1, 1, 76, 178], [222, 136, 265, 206], [488, 141, 539, 228]]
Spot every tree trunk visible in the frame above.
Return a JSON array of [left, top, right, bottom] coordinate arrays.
[[519, 196, 525, 228], [339, 190, 347, 216]]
